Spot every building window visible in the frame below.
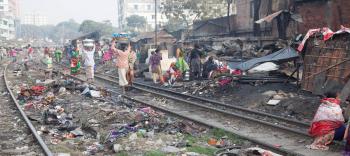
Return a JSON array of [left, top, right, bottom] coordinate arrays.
[[152, 15, 155, 19], [250, 1, 254, 18], [0, 0, 3, 2], [0, 6, 3, 10], [148, 5, 151, 10], [134, 5, 138, 10]]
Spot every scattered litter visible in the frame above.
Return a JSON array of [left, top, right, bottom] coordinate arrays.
[[70, 128, 84, 137], [90, 90, 101, 98], [267, 99, 281, 106], [113, 144, 122, 153], [161, 146, 181, 153], [248, 62, 279, 73]]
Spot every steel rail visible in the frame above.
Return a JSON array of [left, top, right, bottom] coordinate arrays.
[[64, 71, 303, 156], [100, 73, 311, 127], [94, 74, 309, 137], [4, 64, 53, 156]]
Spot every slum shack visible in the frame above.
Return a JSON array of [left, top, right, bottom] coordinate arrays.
[[132, 30, 177, 63], [300, 28, 350, 96]]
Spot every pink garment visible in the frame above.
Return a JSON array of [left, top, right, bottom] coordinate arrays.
[[114, 49, 130, 68], [10, 49, 17, 56], [103, 49, 113, 61]]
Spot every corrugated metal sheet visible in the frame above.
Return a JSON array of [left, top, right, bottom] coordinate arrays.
[[301, 33, 350, 94]]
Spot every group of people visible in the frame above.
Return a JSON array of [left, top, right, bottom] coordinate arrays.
[[0, 46, 19, 63], [147, 43, 223, 86], [63, 38, 136, 93]]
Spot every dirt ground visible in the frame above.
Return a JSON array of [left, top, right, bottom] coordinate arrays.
[[97, 61, 321, 123], [6, 57, 251, 156]]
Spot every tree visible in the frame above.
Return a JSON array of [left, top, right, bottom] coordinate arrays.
[[19, 24, 55, 40], [19, 19, 82, 42], [163, 17, 187, 32], [51, 19, 81, 42], [79, 20, 101, 34], [79, 20, 116, 36], [161, 0, 227, 28], [126, 15, 147, 30]]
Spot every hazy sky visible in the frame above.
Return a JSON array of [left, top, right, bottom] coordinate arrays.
[[20, 0, 118, 26]]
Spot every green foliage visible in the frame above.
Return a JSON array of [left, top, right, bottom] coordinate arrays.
[[161, 0, 227, 29], [163, 18, 187, 32], [187, 146, 217, 155], [79, 20, 116, 36], [144, 150, 166, 156], [211, 128, 243, 144], [126, 15, 147, 29], [52, 19, 81, 41], [19, 19, 81, 42], [115, 151, 129, 156]]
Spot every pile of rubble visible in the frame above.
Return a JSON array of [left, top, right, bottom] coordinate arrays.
[[6, 62, 286, 155], [9, 75, 250, 155]]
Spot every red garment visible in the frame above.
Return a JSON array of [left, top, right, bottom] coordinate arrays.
[[322, 28, 335, 41], [231, 69, 242, 75], [309, 120, 343, 137], [321, 98, 340, 105], [218, 77, 233, 86], [28, 47, 33, 54], [31, 86, 46, 96], [44, 48, 50, 55], [309, 98, 344, 137]]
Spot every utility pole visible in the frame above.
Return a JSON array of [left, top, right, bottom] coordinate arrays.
[[154, 0, 158, 47], [227, 0, 232, 34]]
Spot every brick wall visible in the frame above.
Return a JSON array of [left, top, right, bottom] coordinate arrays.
[[296, 0, 350, 33]]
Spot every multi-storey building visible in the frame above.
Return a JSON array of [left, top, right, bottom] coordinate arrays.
[[117, 0, 167, 31], [8, 0, 19, 17], [117, 0, 236, 31], [0, 0, 19, 40], [23, 13, 48, 26]]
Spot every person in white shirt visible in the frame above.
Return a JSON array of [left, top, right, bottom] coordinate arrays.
[[0, 47, 6, 60], [82, 39, 96, 83]]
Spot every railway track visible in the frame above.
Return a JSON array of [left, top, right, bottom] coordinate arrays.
[[53, 63, 341, 156], [3, 64, 53, 156], [95, 73, 310, 137]]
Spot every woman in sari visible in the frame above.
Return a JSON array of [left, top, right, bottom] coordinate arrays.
[[307, 90, 345, 150], [175, 46, 189, 78], [70, 47, 81, 75]]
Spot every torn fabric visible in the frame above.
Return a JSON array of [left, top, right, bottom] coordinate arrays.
[[255, 10, 283, 24]]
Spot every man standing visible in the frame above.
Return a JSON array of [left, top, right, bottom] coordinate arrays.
[[189, 44, 203, 80], [0, 47, 6, 60], [82, 39, 96, 83]]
